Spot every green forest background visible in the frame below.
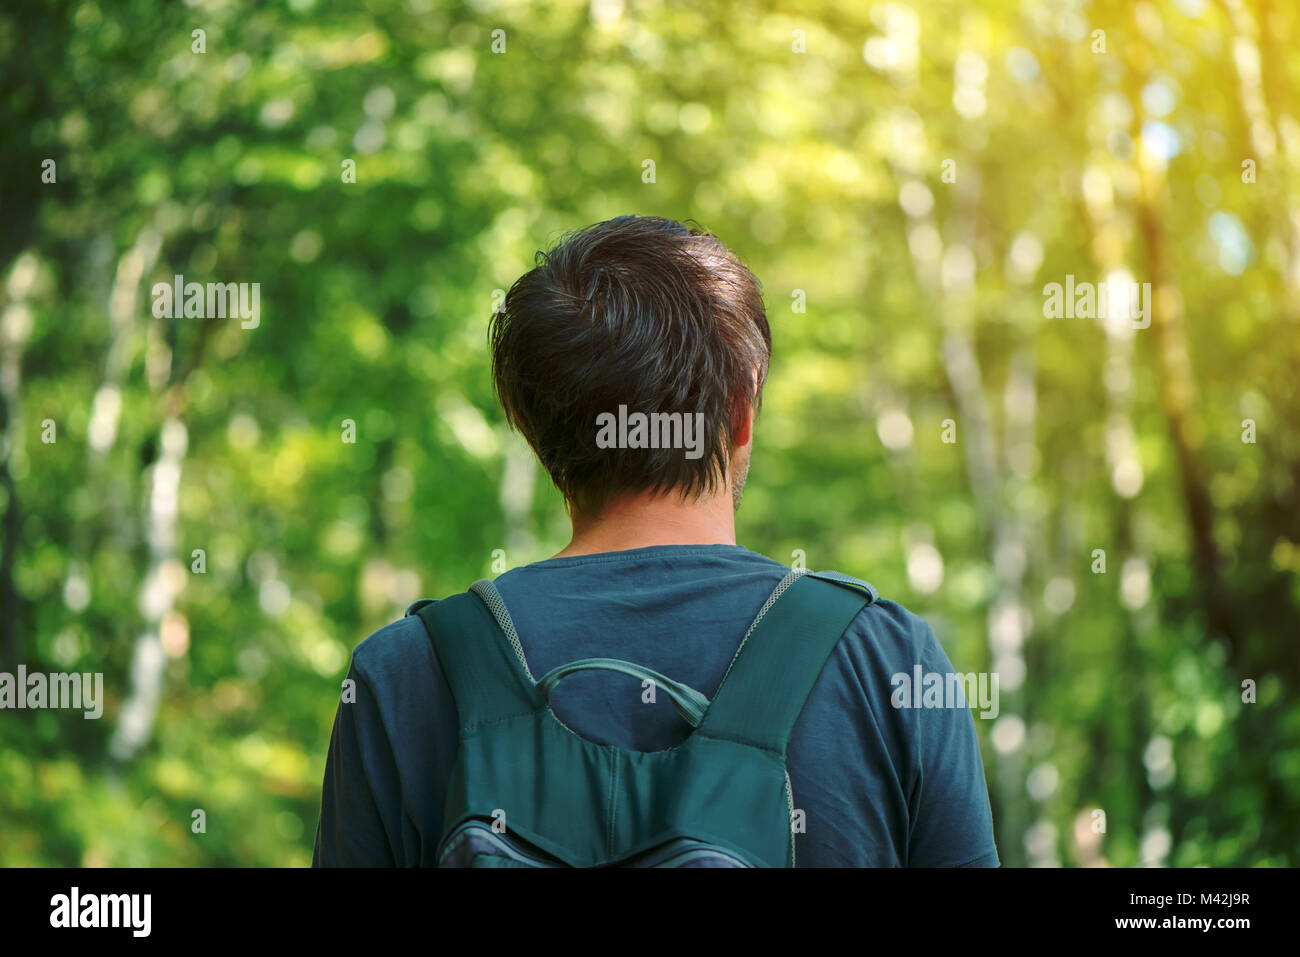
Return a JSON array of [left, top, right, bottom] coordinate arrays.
[[2, 0, 1298, 867]]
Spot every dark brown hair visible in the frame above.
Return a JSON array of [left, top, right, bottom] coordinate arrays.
[[490, 215, 771, 516]]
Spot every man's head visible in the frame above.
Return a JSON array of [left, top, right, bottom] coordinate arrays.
[[490, 215, 770, 519]]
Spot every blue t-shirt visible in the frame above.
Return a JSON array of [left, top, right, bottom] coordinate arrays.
[[313, 544, 999, 867]]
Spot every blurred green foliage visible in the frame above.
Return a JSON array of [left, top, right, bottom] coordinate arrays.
[[1, 0, 1299, 867]]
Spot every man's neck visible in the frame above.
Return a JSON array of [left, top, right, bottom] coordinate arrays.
[[553, 489, 737, 559]]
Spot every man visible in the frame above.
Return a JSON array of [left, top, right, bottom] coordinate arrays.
[[313, 215, 999, 867]]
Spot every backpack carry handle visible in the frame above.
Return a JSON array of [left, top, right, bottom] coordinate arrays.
[[536, 658, 711, 727]]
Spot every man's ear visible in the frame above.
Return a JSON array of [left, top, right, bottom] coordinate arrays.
[[731, 397, 754, 448], [730, 369, 760, 448]]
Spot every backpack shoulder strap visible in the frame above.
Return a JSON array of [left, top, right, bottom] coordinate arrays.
[[411, 579, 544, 729], [695, 568, 877, 756]]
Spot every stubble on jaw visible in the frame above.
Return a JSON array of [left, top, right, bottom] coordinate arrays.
[[729, 445, 752, 513]]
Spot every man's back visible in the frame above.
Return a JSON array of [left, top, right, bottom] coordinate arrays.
[[313, 544, 1000, 867]]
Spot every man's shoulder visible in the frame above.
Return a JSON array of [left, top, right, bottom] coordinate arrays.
[[346, 565, 950, 687], [848, 594, 942, 653], [349, 610, 436, 683], [810, 573, 951, 675]]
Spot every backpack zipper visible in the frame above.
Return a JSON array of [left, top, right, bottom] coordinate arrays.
[[438, 819, 564, 867]]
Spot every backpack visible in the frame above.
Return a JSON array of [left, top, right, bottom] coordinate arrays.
[[410, 566, 877, 867]]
